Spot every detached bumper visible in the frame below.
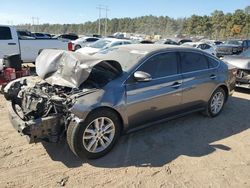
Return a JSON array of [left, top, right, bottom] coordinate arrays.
[[7, 102, 64, 143]]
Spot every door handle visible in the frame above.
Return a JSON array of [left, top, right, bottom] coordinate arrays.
[[171, 82, 182, 89], [210, 74, 217, 79], [8, 43, 16, 45]]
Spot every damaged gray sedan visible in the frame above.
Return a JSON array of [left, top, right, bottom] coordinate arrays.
[[4, 44, 235, 159]]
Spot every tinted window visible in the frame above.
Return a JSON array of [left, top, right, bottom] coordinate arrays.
[[86, 38, 98, 42], [138, 52, 178, 78], [123, 41, 131, 45], [110, 42, 123, 47], [61, 35, 78, 40], [0, 27, 12, 40], [180, 52, 208, 73], [204, 44, 211, 50], [207, 56, 219, 68]]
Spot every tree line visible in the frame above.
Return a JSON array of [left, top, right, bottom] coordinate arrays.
[[17, 6, 250, 39]]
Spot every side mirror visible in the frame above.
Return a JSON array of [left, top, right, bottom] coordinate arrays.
[[134, 71, 152, 82]]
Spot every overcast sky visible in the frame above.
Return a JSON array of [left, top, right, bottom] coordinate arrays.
[[0, 0, 249, 25]]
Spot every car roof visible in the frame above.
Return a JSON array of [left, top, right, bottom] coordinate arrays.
[[104, 37, 130, 42], [114, 44, 199, 54]]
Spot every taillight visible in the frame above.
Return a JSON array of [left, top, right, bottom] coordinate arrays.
[[68, 42, 73, 51]]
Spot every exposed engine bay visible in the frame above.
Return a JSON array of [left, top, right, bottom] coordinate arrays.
[[4, 78, 80, 143], [4, 49, 123, 143]]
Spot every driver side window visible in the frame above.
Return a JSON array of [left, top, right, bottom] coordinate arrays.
[[138, 52, 178, 79]]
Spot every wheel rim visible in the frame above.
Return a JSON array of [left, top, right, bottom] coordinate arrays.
[[210, 91, 224, 114], [82, 117, 115, 153]]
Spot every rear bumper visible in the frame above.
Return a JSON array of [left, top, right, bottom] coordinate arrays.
[[7, 102, 64, 143]]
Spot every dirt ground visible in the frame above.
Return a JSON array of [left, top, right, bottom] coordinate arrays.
[[0, 88, 249, 188]]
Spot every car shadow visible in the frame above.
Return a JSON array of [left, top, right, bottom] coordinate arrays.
[[42, 95, 250, 168], [235, 87, 250, 94]]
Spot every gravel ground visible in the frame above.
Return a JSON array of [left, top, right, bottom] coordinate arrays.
[[0, 89, 249, 188]]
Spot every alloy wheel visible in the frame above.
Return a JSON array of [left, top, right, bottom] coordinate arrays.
[[82, 117, 115, 153], [210, 91, 224, 115]]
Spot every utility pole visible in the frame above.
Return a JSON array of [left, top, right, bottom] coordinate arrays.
[[104, 6, 109, 37], [97, 5, 102, 35], [31, 17, 35, 32], [96, 5, 109, 36], [36, 17, 40, 31]]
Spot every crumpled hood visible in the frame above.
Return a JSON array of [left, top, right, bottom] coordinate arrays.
[[36, 49, 104, 88], [223, 55, 250, 70]]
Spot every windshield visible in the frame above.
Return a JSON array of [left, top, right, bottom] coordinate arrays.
[[94, 48, 147, 72], [89, 39, 111, 49], [240, 49, 250, 57], [225, 40, 242, 45]]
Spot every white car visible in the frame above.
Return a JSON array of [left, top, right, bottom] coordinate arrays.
[[0, 25, 71, 62], [72, 37, 99, 51], [76, 38, 132, 55], [182, 42, 217, 56]]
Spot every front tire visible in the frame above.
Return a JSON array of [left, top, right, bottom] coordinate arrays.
[[204, 87, 226, 117], [67, 109, 121, 159]]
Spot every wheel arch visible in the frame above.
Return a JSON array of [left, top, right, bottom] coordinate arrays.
[[211, 84, 229, 102], [87, 106, 125, 133], [219, 85, 229, 101]]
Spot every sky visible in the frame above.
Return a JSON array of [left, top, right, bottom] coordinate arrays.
[[0, 0, 249, 25]]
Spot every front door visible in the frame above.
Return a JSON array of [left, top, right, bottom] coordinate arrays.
[[125, 52, 183, 128]]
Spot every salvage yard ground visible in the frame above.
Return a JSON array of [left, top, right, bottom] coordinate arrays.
[[0, 89, 250, 188]]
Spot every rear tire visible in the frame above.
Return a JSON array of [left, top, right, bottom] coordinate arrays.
[[74, 45, 81, 51], [67, 109, 121, 159], [203, 87, 226, 117]]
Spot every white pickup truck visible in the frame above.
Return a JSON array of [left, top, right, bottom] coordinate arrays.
[[0, 25, 72, 62]]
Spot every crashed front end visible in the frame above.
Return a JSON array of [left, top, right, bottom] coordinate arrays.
[[4, 49, 122, 143], [236, 69, 250, 89], [4, 78, 75, 143]]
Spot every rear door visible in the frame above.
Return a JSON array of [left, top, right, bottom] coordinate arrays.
[[0, 26, 19, 59], [125, 52, 183, 128], [179, 51, 218, 108]]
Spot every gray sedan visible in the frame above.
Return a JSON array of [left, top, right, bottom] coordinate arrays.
[[4, 44, 235, 159]]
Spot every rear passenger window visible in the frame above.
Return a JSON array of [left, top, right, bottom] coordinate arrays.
[[0, 27, 12, 40], [180, 52, 208, 73], [139, 52, 178, 78], [207, 57, 219, 68]]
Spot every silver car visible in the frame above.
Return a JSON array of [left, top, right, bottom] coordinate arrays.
[[223, 49, 250, 89], [4, 44, 235, 159]]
